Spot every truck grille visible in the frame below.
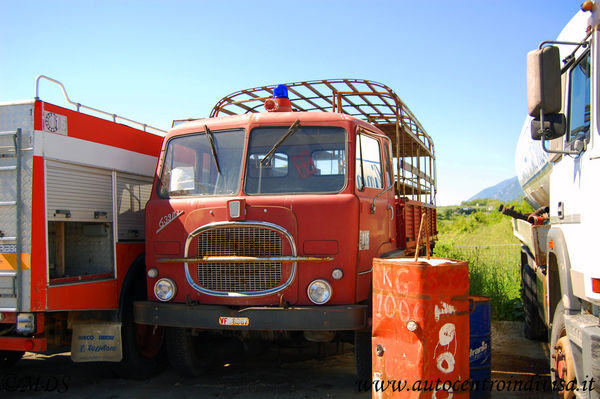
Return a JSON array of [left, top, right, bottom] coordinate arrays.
[[195, 226, 283, 292]]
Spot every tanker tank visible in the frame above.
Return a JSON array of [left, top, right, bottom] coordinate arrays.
[[515, 117, 550, 209]]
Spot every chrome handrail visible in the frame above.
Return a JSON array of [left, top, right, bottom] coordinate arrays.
[[35, 75, 167, 135]]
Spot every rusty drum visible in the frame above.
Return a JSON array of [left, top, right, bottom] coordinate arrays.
[[372, 257, 470, 398]]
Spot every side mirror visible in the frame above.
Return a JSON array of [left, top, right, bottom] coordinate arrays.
[[531, 113, 566, 140], [527, 46, 562, 117]]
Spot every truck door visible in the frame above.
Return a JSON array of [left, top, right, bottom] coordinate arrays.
[[550, 51, 600, 296], [355, 130, 395, 274], [551, 50, 590, 286]]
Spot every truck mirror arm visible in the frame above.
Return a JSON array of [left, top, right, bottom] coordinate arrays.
[[539, 40, 589, 72], [537, 112, 585, 156], [541, 135, 586, 156], [370, 183, 394, 214]]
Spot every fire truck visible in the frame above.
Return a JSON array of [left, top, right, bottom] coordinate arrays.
[[0, 76, 166, 378], [133, 79, 437, 379]]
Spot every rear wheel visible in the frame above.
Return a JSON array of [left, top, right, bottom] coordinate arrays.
[[0, 350, 23, 370], [550, 301, 576, 399], [166, 328, 215, 377], [520, 252, 547, 340]]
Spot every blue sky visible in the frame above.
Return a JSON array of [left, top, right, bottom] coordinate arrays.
[[0, 1, 578, 205]]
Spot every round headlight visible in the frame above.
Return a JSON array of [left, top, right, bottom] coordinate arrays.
[[154, 278, 177, 302], [307, 279, 332, 305]]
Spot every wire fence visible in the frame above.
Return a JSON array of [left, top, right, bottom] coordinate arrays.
[[437, 244, 523, 320], [452, 244, 521, 264]]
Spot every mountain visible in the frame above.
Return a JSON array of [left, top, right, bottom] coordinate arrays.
[[467, 176, 523, 202]]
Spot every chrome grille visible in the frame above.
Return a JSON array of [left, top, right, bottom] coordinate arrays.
[[195, 227, 282, 292]]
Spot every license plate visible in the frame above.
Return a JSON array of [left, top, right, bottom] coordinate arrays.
[[218, 317, 249, 326]]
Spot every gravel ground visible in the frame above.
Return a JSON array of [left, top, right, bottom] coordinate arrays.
[[0, 321, 551, 398]]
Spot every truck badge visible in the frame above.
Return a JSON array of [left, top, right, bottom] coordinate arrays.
[[43, 111, 68, 135], [156, 210, 184, 234], [359, 230, 370, 250]]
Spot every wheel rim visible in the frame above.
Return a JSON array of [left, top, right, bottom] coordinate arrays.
[[135, 324, 165, 359], [553, 335, 576, 399]]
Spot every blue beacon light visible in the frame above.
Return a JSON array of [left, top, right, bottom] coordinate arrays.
[[265, 84, 292, 112], [273, 84, 289, 99]]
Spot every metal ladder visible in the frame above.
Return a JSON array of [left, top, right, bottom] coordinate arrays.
[[0, 129, 22, 312]]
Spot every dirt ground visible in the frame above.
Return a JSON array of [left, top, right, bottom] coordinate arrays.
[[1, 321, 551, 398]]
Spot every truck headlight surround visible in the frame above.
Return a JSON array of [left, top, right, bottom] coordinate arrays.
[[307, 279, 332, 305], [154, 278, 177, 302]]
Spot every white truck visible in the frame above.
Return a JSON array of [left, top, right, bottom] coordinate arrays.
[[509, 3, 600, 398]]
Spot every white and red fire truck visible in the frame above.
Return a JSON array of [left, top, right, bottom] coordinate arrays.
[[0, 76, 166, 378], [133, 79, 437, 379]]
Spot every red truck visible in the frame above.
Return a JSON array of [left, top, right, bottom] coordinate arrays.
[[134, 79, 437, 379]]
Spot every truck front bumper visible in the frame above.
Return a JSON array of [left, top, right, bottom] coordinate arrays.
[[134, 301, 368, 331]]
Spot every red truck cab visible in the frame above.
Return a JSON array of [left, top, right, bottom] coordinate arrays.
[[135, 79, 436, 378]]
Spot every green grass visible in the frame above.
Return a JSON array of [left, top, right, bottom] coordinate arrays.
[[433, 198, 533, 320]]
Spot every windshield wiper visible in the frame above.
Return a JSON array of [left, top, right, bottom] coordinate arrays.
[[205, 125, 221, 174], [260, 120, 301, 166]]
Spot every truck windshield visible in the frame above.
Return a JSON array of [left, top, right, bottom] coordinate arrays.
[[245, 126, 347, 194], [159, 129, 245, 197]]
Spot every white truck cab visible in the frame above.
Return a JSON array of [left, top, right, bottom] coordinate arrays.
[[512, 4, 600, 398]]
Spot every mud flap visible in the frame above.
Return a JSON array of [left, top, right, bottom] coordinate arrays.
[[71, 323, 122, 362]]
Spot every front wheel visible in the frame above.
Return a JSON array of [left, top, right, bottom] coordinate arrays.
[[166, 328, 215, 377], [354, 330, 372, 382], [112, 261, 166, 380], [550, 301, 576, 399], [112, 308, 166, 379]]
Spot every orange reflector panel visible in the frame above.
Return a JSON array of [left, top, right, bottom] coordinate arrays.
[[549, 240, 554, 250], [592, 278, 600, 293]]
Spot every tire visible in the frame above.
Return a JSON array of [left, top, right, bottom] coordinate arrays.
[[112, 310, 166, 379], [166, 328, 214, 377], [112, 261, 166, 380], [520, 252, 547, 340], [550, 301, 576, 399], [0, 350, 23, 370], [354, 330, 372, 383]]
